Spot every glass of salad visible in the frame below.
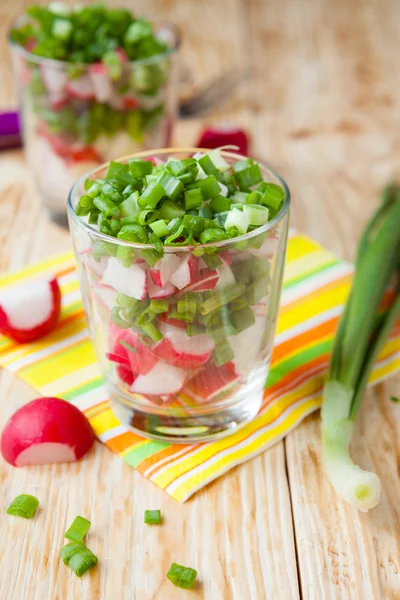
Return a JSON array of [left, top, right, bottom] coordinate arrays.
[[67, 148, 290, 442], [9, 3, 180, 224]]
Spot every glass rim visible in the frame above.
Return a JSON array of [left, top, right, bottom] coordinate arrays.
[[8, 15, 181, 69], [67, 147, 291, 252]]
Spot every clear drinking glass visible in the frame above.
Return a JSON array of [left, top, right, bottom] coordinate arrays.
[[67, 149, 290, 442], [9, 17, 180, 225]]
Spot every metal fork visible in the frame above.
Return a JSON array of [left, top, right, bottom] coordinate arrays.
[[178, 65, 250, 118]]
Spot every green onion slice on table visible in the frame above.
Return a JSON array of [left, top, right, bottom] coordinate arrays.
[[167, 562, 198, 589], [321, 184, 400, 512], [6, 494, 39, 519], [64, 516, 91, 542]]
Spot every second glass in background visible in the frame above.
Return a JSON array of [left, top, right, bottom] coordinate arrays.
[[9, 19, 180, 224]]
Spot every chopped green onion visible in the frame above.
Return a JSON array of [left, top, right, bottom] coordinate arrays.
[[130, 159, 154, 178], [150, 219, 170, 238], [60, 542, 98, 577], [144, 509, 161, 524], [177, 299, 197, 315], [184, 188, 203, 210], [202, 254, 223, 269], [150, 299, 169, 314], [167, 563, 198, 589], [224, 208, 249, 235], [390, 396, 400, 402], [199, 283, 246, 315], [93, 195, 120, 218], [186, 323, 205, 336], [141, 321, 163, 342], [111, 306, 132, 329], [259, 182, 285, 211], [117, 224, 147, 243], [200, 228, 230, 244], [65, 516, 91, 542], [157, 172, 184, 201], [140, 248, 163, 267], [213, 339, 234, 366], [210, 195, 231, 213], [139, 182, 165, 209], [6, 494, 39, 519], [230, 306, 256, 332], [243, 204, 269, 226], [119, 339, 137, 353], [195, 175, 221, 200]]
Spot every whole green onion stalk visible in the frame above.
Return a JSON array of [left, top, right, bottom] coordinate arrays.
[[321, 184, 400, 512]]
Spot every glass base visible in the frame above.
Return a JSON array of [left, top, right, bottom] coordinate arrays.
[[108, 388, 263, 443]]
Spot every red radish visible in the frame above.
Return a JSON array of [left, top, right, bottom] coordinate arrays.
[[158, 313, 187, 330], [109, 325, 157, 376], [184, 268, 219, 292], [197, 123, 249, 156], [184, 362, 240, 404], [102, 257, 147, 300], [0, 277, 61, 343], [106, 351, 130, 365], [116, 363, 135, 386], [89, 63, 113, 102], [150, 254, 181, 287], [66, 75, 95, 100], [0, 397, 94, 466], [169, 255, 198, 290], [131, 360, 185, 395], [148, 278, 176, 300], [153, 325, 214, 369], [122, 96, 140, 110], [70, 146, 101, 163]]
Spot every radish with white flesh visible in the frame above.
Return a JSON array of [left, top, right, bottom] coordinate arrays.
[[169, 255, 198, 290], [131, 360, 185, 395], [153, 325, 214, 368], [66, 75, 95, 100], [87, 256, 108, 278], [40, 65, 68, 104], [1, 397, 94, 466], [184, 268, 219, 292], [150, 254, 181, 287], [148, 277, 176, 300], [89, 63, 113, 102], [109, 325, 157, 376], [0, 276, 61, 343], [184, 362, 240, 404], [102, 257, 147, 300], [229, 317, 265, 374]]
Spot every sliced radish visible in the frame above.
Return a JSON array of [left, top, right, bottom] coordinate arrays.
[[40, 65, 68, 105], [150, 254, 181, 287], [0, 397, 94, 466], [109, 325, 157, 376], [197, 123, 249, 156], [66, 75, 95, 100], [148, 278, 176, 300], [93, 283, 117, 311], [169, 255, 198, 290], [0, 277, 61, 343], [230, 317, 265, 374], [184, 268, 219, 292], [184, 362, 240, 404], [131, 360, 185, 395], [116, 363, 135, 386], [102, 257, 147, 300], [89, 63, 113, 102], [87, 256, 108, 278], [153, 325, 214, 369], [106, 351, 130, 366]]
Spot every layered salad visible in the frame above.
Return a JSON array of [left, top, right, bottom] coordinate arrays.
[[72, 149, 285, 408], [10, 3, 177, 213]]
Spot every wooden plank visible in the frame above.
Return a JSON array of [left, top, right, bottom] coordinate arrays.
[[246, 0, 400, 597], [0, 0, 300, 598]]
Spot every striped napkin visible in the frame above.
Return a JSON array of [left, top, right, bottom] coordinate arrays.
[[0, 232, 399, 502]]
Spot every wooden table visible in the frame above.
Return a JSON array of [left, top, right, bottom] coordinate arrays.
[[0, 0, 399, 598]]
